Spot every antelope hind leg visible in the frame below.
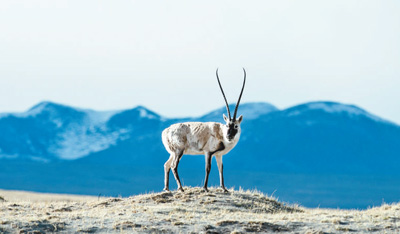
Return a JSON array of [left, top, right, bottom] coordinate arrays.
[[171, 151, 184, 192], [163, 154, 174, 191]]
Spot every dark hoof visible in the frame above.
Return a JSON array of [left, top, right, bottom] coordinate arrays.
[[203, 187, 209, 192], [178, 187, 184, 192], [163, 188, 170, 192]]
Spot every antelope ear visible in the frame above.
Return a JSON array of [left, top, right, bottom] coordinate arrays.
[[223, 114, 229, 122], [237, 115, 243, 124]]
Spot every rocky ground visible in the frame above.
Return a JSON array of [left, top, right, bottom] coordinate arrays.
[[0, 187, 399, 233]]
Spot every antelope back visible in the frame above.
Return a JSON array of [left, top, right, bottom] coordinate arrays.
[[162, 122, 224, 154]]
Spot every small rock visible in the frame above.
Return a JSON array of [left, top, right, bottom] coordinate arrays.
[[77, 227, 98, 233], [54, 207, 73, 212], [114, 221, 141, 230], [305, 230, 326, 234], [216, 220, 239, 226]]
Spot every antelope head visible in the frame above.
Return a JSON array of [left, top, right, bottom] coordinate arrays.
[[216, 68, 246, 142]]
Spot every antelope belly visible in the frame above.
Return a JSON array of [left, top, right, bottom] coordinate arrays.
[[184, 149, 204, 155]]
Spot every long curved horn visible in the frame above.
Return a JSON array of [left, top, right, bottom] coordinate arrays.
[[232, 68, 246, 120], [216, 68, 231, 120]]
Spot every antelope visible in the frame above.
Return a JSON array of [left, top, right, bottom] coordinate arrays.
[[162, 68, 246, 192]]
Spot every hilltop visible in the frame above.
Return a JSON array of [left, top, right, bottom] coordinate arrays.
[[0, 188, 399, 233]]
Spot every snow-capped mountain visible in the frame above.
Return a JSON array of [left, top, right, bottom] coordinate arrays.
[[0, 101, 399, 164], [283, 101, 394, 125], [237, 101, 400, 173], [0, 102, 163, 161], [0, 102, 279, 162]]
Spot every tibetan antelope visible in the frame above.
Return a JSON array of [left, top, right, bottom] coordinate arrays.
[[162, 68, 246, 192]]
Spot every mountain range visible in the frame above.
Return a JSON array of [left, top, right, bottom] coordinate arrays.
[[1, 101, 399, 208]]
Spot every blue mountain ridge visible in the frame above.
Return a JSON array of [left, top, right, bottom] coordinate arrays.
[[1, 101, 399, 208]]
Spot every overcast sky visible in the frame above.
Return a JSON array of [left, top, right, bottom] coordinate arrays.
[[0, 0, 399, 123]]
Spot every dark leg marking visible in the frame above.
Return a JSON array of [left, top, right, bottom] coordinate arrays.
[[171, 151, 184, 192], [203, 142, 226, 192], [213, 142, 228, 193], [203, 152, 212, 192], [210, 142, 225, 155]]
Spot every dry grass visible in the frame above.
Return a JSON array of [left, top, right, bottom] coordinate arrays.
[[1, 187, 399, 233]]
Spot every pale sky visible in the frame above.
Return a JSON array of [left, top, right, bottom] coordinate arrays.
[[0, 0, 399, 123]]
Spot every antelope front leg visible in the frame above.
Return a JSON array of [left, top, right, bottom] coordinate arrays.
[[203, 153, 212, 192], [215, 155, 228, 193]]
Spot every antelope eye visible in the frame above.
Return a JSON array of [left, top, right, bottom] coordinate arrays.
[[234, 125, 238, 129]]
